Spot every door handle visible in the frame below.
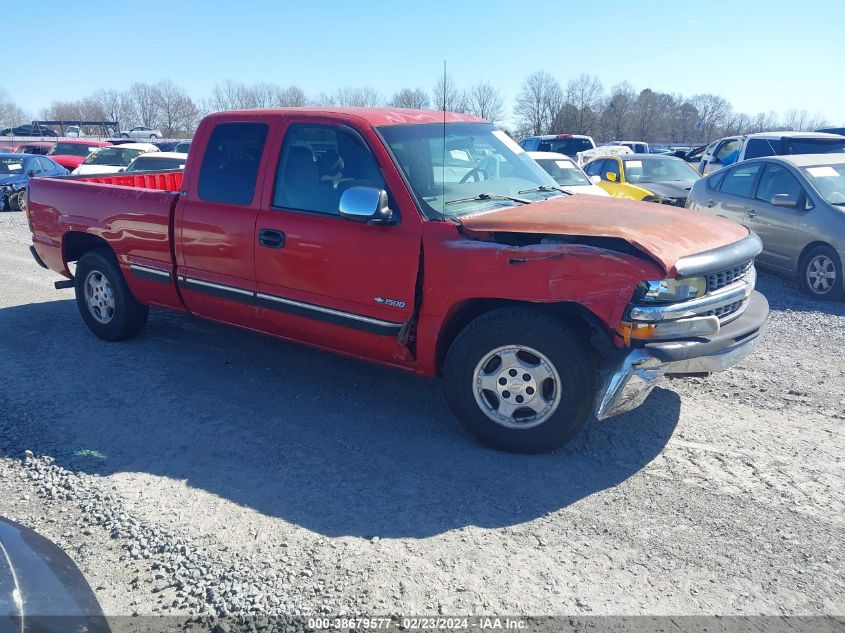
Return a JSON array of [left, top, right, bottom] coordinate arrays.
[[259, 229, 285, 249], [745, 209, 758, 218], [704, 200, 717, 208]]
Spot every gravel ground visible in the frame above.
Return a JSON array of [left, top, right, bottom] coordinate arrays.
[[0, 210, 843, 618]]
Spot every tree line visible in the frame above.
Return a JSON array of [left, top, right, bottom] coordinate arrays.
[[0, 71, 835, 143]]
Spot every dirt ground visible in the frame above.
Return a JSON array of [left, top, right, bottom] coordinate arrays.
[[0, 211, 842, 617]]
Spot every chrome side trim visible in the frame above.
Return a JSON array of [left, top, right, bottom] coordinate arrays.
[[129, 264, 171, 278], [674, 232, 763, 278], [186, 278, 254, 297], [256, 292, 402, 329]]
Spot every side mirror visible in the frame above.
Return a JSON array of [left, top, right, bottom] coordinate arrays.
[[606, 172, 618, 182], [27, 170, 37, 176], [590, 175, 601, 185], [771, 193, 798, 208], [339, 187, 394, 225]]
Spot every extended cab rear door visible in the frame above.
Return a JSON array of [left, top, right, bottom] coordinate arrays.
[[174, 116, 277, 328], [253, 116, 422, 365]]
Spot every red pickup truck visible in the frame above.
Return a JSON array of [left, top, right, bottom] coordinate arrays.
[[26, 108, 768, 453]]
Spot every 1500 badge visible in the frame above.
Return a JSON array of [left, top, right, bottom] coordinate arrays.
[[374, 297, 406, 308]]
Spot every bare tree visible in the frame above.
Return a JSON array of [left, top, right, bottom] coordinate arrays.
[[154, 79, 199, 136], [273, 85, 307, 107], [0, 88, 27, 129], [209, 79, 251, 111], [564, 74, 604, 135], [466, 82, 504, 123], [691, 94, 732, 142], [432, 74, 467, 112], [127, 82, 162, 128], [514, 71, 563, 136], [330, 86, 382, 107], [389, 87, 429, 109], [91, 89, 134, 129], [602, 82, 635, 140]]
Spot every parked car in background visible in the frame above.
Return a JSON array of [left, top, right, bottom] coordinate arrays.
[[153, 141, 178, 152], [816, 127, 845, 136], [13, 141, 55, 155], [519, 133, 596, 158], [575, 144, 632, 166], [47, 140, 112, 171], [124, 151, 188, 172], [173, 140, 192, 153], [0, 123, 58, 137], [64, 125, 85, 137], [687, 154, 845, 300], [27, 107, 767, 453], [0, 142, 20, 152], [737, 131, 845, 162], [527, 151, 609, 196], [119, 126, 163, 139], [607, 140, 649, 154], [649, 148, 674, 155], [699, 136, 742, 175], [584, 154, 700, 206], [0, 153, 67, 211], [71, 143, 159, 175]]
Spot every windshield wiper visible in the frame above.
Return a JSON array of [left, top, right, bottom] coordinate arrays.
[[517, 185, 572, 196], [445, 192, 530, 206]]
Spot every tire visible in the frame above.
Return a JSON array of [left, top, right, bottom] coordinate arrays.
[[150, 134, 156, 139], [799, 245, 843, 300], [74, 248, 149, 341], [121, 133, 129, 138], [8, 190, 23, 212], [443, 308, 596, 453]]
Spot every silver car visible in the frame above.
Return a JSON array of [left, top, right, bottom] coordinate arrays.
[[686, 154, 845, 300]]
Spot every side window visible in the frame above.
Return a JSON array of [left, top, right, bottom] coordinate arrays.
[[25, 159, 40, 173], [745, 138, 778, 160], [755, 163, 804, 205], [716, 139, 738, 160], [273, 123, 385, 215], [37, 157, 54, 171], [197, 122, 268, 205], [601, 159, 620, 180], [708, 169, 727, 190], [719, 163, 763, 198], [584, 160, 604, 177]]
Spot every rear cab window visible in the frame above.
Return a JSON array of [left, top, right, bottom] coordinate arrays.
[[197, 122, 268, 205]]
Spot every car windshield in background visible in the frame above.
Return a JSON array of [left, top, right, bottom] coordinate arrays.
[[761, 138, 845, 156], [378, 123, 563, 217], [545, 138, 594, 156], [802, 163, 845, 205], [125, 157, 185, 172], [0, 158, 25, 174], [50, 143, 98, 157], [624, 157, 700, 183], [83, 147, 144, 166], [534, 158, 591, 186]]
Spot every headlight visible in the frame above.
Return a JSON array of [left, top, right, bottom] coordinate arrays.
[[637, 277, 707, 302]]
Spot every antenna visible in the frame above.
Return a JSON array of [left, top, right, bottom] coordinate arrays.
[[442, 60, 447, 216]]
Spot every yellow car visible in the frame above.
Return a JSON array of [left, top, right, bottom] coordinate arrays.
[[583, 154, 701, 206]]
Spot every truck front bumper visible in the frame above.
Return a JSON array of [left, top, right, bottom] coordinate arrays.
[[594, 290, 769, 420]]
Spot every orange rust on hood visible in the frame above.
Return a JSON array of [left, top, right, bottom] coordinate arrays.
[[458, 195, 749, 274]]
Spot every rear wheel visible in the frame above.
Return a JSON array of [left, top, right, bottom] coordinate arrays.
[[799, 245, 843, 300], [443, 308, 596, 453], [121, 133, 129, 138], [74, 249, 148, 340], [8, 191, 23, 211]]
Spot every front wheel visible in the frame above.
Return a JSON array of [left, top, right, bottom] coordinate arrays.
[[443, 308, 596, 453], [74, 248, 149, 340], [799, 245, 843, 300]]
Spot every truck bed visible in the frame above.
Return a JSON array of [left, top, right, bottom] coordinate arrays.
[[27, 172, 183, 310]]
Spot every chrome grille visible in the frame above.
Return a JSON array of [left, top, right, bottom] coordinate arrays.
[[706, 260, 753, 293], [706, 300, 744, 319]]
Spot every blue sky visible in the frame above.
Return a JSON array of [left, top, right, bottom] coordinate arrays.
[[6, 0, 844, 125]]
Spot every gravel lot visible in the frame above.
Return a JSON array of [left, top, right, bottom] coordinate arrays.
[[0, 210, 843, 618]]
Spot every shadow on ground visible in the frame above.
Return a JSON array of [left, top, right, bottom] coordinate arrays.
[[1, 299, 681, 538]]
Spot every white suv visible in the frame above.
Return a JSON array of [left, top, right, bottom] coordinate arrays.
[[518, 134, 596, 159], [737, 131, 845, 162]]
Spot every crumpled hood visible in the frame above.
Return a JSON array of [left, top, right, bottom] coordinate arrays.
[[641, 180, 696, 199], [0, 174, 26, 187], [458, 194, 749, 274]]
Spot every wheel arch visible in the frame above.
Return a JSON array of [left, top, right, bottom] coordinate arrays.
[[63, 232, 114, 271], [434, 298, 615, 376], [797, 240, 840, 270]]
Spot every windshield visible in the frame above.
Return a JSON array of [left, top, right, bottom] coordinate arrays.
[[0, 157, 25, 174], [802, 163, 845, 205], [378, 123, 563, 217], [623, 157, 700, 183], [50, 143, 99, 157], [534, 158, 591, 186], [125, 156, 185, 172], [83, 147, 145, 166]]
